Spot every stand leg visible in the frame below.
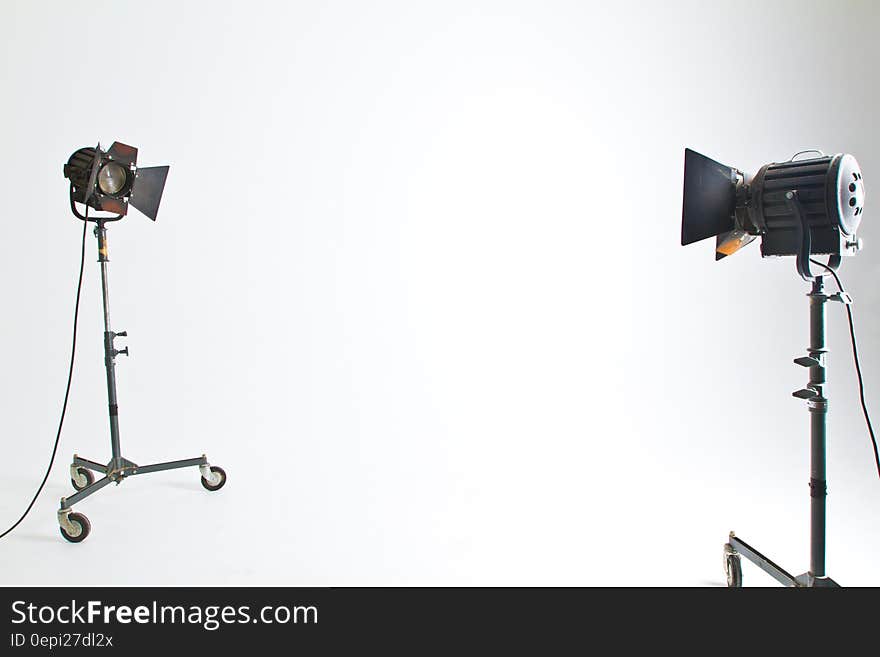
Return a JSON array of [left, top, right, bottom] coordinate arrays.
[[72, 455, 108, 474], [129, 456, 207, 476], [60, 475, 113, 509], [726, 534, 798, 587]]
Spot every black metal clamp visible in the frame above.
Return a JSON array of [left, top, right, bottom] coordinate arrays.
[[785, 190, 842, 282], [106, 330, 129, 358]]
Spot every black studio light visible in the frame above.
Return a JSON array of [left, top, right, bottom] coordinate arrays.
[[63, 141, 169, 221], [680, 146, 875, 588], [681, 148, 865, 279], [52, 141, 226, 543]]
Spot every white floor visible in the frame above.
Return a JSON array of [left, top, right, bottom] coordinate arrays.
[[2, 422, 877, 587]]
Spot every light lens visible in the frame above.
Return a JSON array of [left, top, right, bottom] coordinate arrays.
[[97, 162, 128, 196], [836, 154, 864, 236]]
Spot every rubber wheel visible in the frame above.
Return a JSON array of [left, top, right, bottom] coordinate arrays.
[[201, 466, 227, 492], [71, 467, 94, 492], [60, 512, 91, 543], [725, 552, 743, 588]]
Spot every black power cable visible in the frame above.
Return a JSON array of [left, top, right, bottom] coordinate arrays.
[[0, 212, 89, 540], [810, 258, 880, 480]]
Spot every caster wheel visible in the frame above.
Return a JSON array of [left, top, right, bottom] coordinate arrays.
[[724, 546, 742, 588], [60, 512, 91, 543], [71, 467, 94, 492], [201, 466, 227, 492]]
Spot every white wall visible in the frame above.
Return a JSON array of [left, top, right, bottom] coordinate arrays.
[[1, 0, 878, 585]]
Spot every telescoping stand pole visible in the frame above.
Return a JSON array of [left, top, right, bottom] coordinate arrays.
[[806, 276, 830, 583], [57, 221, 227, 543], [723, 274, 844, 587]]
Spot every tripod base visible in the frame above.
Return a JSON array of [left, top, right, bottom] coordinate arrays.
[[724, 533, 840, 588], [58, 453, 226, 542]]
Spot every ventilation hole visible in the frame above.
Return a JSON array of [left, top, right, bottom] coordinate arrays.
[[850, 197, 857, 207], [850, 182, 857, 192], [854, 172, 859, 180]]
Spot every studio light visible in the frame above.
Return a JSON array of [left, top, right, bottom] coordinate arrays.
[[63, 141, 170, 221], [52, 140, 225, 543], [681, 148, 865, 279], [680, 146, 872, 588]]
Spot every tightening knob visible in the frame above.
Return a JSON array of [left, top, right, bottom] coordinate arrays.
[[115, 330, 127, 338], [117, 347, 129, 357], [793, 388, 818, 400]]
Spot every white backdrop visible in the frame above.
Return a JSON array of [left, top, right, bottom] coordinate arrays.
[[1, 0, 879, 586]]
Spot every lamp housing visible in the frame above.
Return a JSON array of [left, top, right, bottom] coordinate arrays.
[[681, 149, 865, 266], [63, 141, 169, 221]]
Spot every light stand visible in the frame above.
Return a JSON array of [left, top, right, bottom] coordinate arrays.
[[724, 273, 849, 586]]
